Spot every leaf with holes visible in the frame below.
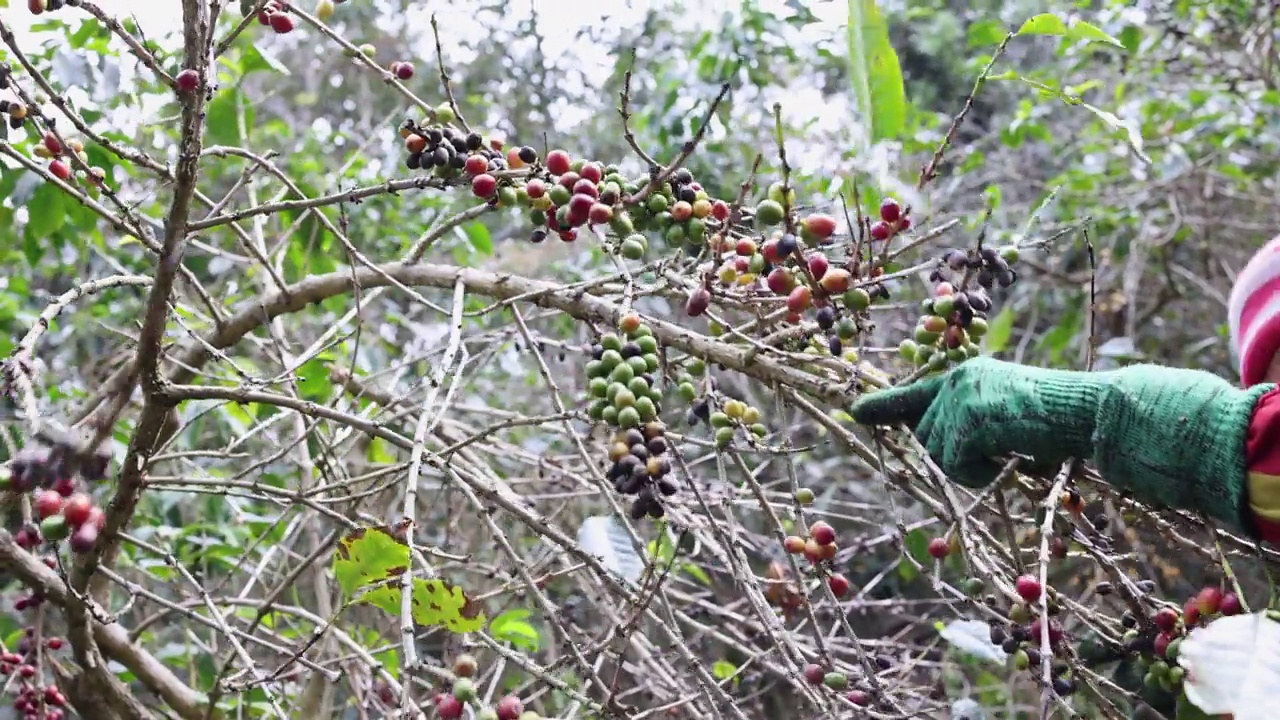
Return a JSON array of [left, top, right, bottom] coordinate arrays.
[[333, 527, 410, 596], [333, 527, 486, 633]]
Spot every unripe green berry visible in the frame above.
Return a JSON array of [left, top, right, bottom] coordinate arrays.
[[1012, 649, 1029, 670], [621, 238, 645, 260], [794, 488, 815, 505], [767, 181, 796, 206], [913, 345, 934, 367], [754, 200, 786, 227], [1009, 603, 1031, 624], [714, 426, 734, 449], [709, 412, 732, 429], [898, 338, 918, 360], [435, 103, 456, 124], [40, 515, 69, 541], [453, 678, 477, 702], [843, 288, 871, 311], [821, 671, 848, 690], [914, 327, 940, 345], [999, 245, 1019, 263], [962, 577, 986, 596]]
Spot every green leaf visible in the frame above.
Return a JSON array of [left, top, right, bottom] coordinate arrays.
[[296, 357, 334, 402], [490, 609, 541, 652], [24, 182, 67, 240], [1017, 14, 1068, 37], [205, 89, 253, 146], [846, 0, 906, 144], [239, 43, 292, 77], [966, 19, 1008, 48], [680, 562, 712, 586], [1081, 103, 1151, 165], [903, 527, 931, 566], [1017, 13, 1124, 48], [1065, 21, 1125, 48], [983, 306, 1016, 354], [407, 578, 486, 633], [366, 436, 397, 465], [459, 222, 493, 256], [712, 660, 739, 686], [333, 527, 410, 596], [333, 528, 486, 633]]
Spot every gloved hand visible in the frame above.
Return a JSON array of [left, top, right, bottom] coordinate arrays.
[[850, 357, 1272, 528]]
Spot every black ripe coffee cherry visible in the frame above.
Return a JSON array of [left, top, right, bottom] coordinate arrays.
[[518, 146, 537, 164], [776, 233, 798, 258], [530, 229, 547, 243], [465, 132, 483, 151], [815, 306, 835, 330]]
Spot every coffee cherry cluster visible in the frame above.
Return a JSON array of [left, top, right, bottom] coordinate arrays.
[[256, 1, 295, 34], [587, 316, 676, 520], [703, 398, 766, 450], [0, 68, 104, 187], [3, 436, 110, 556], [869, 197, 912, 241], [783, 520, 839, 565], [802, 661, 875, 707], [30, 128, 101, 188], [26, 0, 76, 15], [992, 602, 1077, 697], [896, 243, 1020, 372], [399, 122, 513, 192], [1113, 585, 1242, 702], [694, 192, 894, 361], [414, 654, 535, 720], [0, 635, 67, 720], [679, 369, 772, 446], [522, 150, 641, 246], [943, 244, 1019, 291]]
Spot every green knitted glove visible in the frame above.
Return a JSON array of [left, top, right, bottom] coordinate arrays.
[[851, 357, 1271, 527]]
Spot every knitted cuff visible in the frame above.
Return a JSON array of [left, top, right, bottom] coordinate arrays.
[[1213, 384, 1274, 532], [1089, 372, 1269, 527]]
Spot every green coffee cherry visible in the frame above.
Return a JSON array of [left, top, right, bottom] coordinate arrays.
[[714, 427, 734, 449], [821, 671, 848, 690], [898, 339, 918, 360], [452, 678, 476, 702]]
